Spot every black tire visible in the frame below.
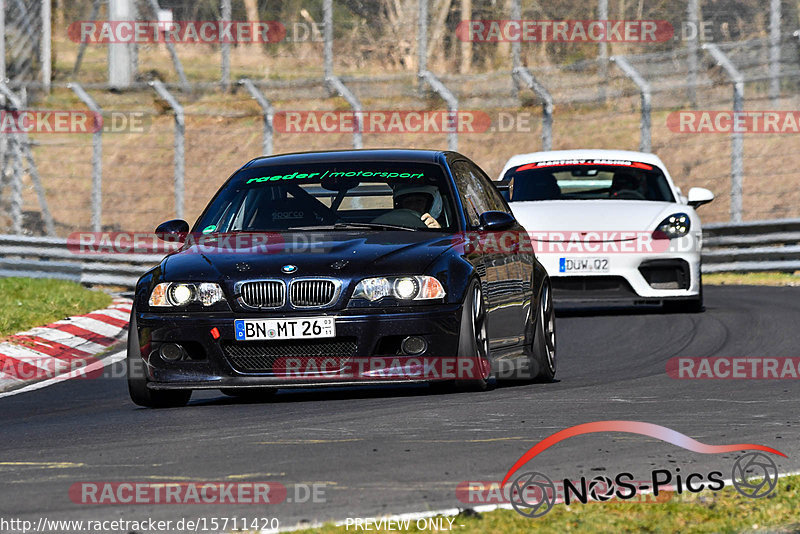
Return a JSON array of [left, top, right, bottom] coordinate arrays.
[[127, 311, 191, 408], [455, 280, 492, 391], [664, 279, 704, 314], [530, 279, 556, 382]]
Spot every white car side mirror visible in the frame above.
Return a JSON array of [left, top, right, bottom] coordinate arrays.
[[687, 187, 714, 208]]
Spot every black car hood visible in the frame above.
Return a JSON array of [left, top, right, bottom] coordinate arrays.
[[159, 230, 458, 281]]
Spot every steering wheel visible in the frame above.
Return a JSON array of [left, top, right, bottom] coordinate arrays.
[[371, 209, 427, 229], [611, 190, 647, 200]]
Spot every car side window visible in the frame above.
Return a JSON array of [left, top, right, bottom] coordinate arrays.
[[451, 161, 488, 227], [466, 161, 512, 214]]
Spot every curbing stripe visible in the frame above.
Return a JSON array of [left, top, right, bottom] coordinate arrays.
[[13, 327, 108, 353], [83, 312, 128, 328], [57, 316, 124, 338], [7, 335, 92, 359], [47, 323, 116, 346], [91, 308, 130, 321], [0, 297, 131, 393]]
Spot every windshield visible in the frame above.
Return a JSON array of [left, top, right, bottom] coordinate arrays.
[[194, 162, 457, 232], [501, 160, 675, 202]]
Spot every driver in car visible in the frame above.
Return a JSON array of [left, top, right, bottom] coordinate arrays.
[[393, 184, 443, 229]]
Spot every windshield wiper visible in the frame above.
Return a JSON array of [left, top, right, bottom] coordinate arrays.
[[333, 222, 417, 232], [286, 222, 418, 232]]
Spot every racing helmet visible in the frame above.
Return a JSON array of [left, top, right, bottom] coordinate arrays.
[[393, 184, 443, 218]]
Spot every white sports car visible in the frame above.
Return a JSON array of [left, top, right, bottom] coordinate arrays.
[[497, 149, 714, 311]]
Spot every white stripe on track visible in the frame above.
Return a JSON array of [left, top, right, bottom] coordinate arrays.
[[13, 327, 108, 353], [55, 316, 124, 338], [0, 349, 126, 400]]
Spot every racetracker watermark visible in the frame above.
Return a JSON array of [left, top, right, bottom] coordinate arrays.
[[70, 482, 325, 505], [0, 354, 99, 381], [667, 111, 800, 134], [0, 111, 148, 134], [455, 230, 700, 255], [667, 357, 800, 379], [456, 479, 669, 505], [66, 230, 699, 256], [274, 111, 491, 134], [68, 20, 286, 43], [68, 232, 298, 255], [455, 20, 673, 42]]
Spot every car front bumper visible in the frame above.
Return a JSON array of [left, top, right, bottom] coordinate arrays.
[[133, 305, 463, 389], [535, 249, 702, 303]]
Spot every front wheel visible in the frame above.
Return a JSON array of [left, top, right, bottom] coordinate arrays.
[[127, 311, 191, 408], [454, 280, 492, 391], [530, 280, 556, 382]]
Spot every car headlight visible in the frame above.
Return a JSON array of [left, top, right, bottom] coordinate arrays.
[[352, 276, 445, 302], [149, 282, 226, 307], [653, 213, 691, 239]]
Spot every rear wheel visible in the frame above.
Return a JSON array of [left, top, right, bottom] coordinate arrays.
[[455, 280, 492, 391], [530, 280, 556, 382], [127, 311, 192, 408]]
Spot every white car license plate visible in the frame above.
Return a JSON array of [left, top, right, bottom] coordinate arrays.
[[234, 317, 336, 341], [559, 257, 609, 273]]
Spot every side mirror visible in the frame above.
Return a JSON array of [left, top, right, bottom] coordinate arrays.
[[479, 210, 516, 231], [687, 187, 714, 209], [155, 219, 189, 242]]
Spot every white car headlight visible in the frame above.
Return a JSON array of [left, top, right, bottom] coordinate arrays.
[[352, 276, 445, 302], [149, 282, 226, 307], [654, 213, 691, 239]]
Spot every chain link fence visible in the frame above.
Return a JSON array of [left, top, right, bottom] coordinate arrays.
[[1, 0, 800, 236]]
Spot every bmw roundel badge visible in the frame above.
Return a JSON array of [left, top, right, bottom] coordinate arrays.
[[282, 264, 298, 274]]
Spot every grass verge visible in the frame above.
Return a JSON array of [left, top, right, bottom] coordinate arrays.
[[306, 474, 800, 533], [704, 272, 800, 287], [0, 278, 112, 338]]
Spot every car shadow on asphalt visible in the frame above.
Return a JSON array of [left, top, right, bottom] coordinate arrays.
[[188, 378, 561, 407], [555, 304, 699, 317]]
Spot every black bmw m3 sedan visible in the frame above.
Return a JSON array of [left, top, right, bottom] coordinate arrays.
[[127, 149, 556, 407]]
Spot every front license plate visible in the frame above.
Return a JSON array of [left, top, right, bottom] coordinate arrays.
[[559, 257, 610, 273], [234, 317, 336, 341]]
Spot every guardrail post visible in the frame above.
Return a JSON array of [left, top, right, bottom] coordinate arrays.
[[69, 83, 103, 232], [417, 0, 428, 94], [150, 80, 185, 219], [0, 84, 56, 236], [146, 0, 190, 92], [41, 0, 51, 93], [72, 0, 102, 77], [703, 43, 744, 223], [597, 0, 608, 104], [323, 0, 334, 81], [512, 67, 553, 151], [610, 56, 651, 152], [769, 0, 781, 105], [510, 0, 521, 98], [322, 0, 363, 150], [239, 79, 274, 156], [418, 71, 459, 151], [221, 0, 231, 91], [325, 77, 364, 149], [686, 0, 699, 107], [9, 143, 23, 234]]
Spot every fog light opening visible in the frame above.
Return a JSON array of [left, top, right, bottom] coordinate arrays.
[[159, 343, 185, 362], [401, 336, 427, 355]]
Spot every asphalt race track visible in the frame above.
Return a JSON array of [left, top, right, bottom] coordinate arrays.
[[1, 285, 799, 529]]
